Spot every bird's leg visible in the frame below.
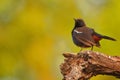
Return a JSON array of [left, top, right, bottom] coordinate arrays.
[[77, 48, 83, 55], [91, 46, 93, 51]]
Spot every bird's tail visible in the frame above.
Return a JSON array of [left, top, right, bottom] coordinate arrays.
[[102, 36, 116, 41]]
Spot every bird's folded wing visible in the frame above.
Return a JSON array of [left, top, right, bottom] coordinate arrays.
[[73, 29, 96, 46]]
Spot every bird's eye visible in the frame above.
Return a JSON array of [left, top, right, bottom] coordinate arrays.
[[79, 22, 83, 26]]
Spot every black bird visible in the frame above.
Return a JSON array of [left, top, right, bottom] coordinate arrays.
[[72, 18, 116, 51]]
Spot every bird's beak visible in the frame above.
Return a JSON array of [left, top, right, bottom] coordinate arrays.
[[73, 18, 76, 22]]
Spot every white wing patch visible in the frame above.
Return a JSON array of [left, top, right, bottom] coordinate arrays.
[[74, 30, 83, 34]]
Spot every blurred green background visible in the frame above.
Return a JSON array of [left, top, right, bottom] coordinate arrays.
[[0, 0, 120, 80]]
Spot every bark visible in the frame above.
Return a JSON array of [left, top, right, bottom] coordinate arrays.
[[60, 51, 120, 80]]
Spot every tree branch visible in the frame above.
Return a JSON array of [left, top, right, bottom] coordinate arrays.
[[60, 51, 120, 80]]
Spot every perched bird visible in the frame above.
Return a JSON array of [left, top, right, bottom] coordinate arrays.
[[72, 18, 116, 51]]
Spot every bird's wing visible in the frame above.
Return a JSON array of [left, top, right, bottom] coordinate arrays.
[[73, 28, 96, 46]]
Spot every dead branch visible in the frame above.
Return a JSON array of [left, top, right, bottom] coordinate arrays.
[[60, 51, 120, 80]]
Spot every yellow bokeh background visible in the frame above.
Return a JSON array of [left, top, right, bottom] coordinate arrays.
[[0, 0, 120, 80]]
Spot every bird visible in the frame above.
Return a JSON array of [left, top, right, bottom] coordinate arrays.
[[72, 18, 116, 51]]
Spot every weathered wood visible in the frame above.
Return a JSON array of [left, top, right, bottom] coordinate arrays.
[[60, 51, 120, 80]]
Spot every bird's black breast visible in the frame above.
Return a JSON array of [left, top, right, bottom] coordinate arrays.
[[72, 33, 86, 47]]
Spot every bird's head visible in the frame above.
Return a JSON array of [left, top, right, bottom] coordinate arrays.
[[74, 18, 86, 28]]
